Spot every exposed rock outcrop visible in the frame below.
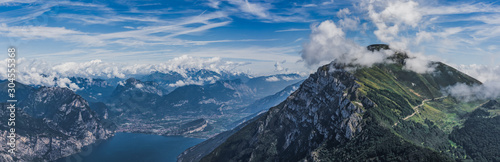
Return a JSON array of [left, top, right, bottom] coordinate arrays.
[[0, 86, 114, 161]]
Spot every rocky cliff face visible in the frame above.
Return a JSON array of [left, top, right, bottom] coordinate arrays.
[[0, 86, 114, 162], [201, 62, 369, 161]]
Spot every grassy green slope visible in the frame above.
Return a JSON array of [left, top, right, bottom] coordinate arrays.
[[354, 63, 481, 126], [350, 62, 488, 161]]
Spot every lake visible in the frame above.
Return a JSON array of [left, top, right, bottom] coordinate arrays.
[[56, 133, 205, 162]]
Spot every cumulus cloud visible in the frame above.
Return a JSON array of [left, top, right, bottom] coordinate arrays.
[[403, 52, 437, 73], [362, 0, 422, 50], [281, 76, 299, 81], [301, 20, 392, 67], [167, 75, 220, 87], [301, 0, 445, 73], [358, 0, 500, 62], [135, 84, 144, 89], [51, 59, 126, 78], [265, 76, 280, 82], [336, 8, 359, 31], [274, 60, 287, 72], [56, 77, 82, 91], [353, 0, 500, 100]]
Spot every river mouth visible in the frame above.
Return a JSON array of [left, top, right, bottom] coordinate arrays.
[[56, 132, 205, 162]]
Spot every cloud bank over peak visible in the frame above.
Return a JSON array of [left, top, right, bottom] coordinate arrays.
[[300, 19, 436, 74], [300, 0, 475, 73], [301, 20, 392, 68]]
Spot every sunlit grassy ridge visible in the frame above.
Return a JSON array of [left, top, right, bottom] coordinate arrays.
[[351, 61, 497, 160], [353, 62, 481, 127]]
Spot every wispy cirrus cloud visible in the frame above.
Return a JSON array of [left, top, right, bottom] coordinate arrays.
[[0, 11, 239, 47], [56, 14, 164, 25], [203, 0, 321, 23], [275, 28, 309, 32]]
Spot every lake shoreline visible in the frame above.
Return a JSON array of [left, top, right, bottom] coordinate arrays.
[[55, 132, 206, 162]]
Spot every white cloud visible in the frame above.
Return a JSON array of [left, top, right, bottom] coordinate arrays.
[[206, 0, 221, 9], [206, 0, 312, 23], [281, 76, 299, 81], [135, 84, 144, 89], [321, 0, 334, 5], [444, 64, 500, 101], [274, 60, 287, 72], [455, 64, 500, 83], [167, 76, 215, 87], [336, 8, 359, 31], [52, 59, 126, 78], [56, 14, 163, 25], [358, 0, 500, 56], [0, 11, 234, 47], [301, 20, 392, 67], [302, 4, 317, 7], [228, 0, 270, 19], [336, 8, 351, 18], [444, 83, 500, 101], [0, 55, 251, 88], [403, 52, 436, 73], [0, 0, 36, 6], [362, 0, 423, 50], [421, 2, 499, 15], [275, 28, 309, 32], [56, 77, 82, 91], [265, 76, 280, 82]]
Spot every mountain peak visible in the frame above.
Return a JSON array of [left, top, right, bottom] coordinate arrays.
[[198, 60, 484, 161]]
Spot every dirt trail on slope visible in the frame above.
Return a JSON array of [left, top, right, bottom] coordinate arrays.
[[393, 96, 447, 127]]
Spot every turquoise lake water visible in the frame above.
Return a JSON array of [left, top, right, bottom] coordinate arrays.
[[56, 132, 205, 162]]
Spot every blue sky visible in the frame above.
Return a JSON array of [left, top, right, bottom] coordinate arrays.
[[0, 0, 499, 78]]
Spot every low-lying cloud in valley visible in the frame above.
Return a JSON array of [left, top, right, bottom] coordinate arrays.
[[445, 65, 500, 101], [445, 83, 500, 101]]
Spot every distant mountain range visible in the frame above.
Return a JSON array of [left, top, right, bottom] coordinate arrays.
[[0, 69, 305, 161]]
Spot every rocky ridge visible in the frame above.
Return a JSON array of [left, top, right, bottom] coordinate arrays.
[[0, 86, 114, 162]]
